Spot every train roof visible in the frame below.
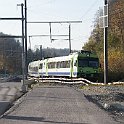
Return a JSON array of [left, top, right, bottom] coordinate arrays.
[[46, 52, 78, 62], [28, 51, 98, 66], [78, 51, 98, 58], [28, 60, 40, 66]]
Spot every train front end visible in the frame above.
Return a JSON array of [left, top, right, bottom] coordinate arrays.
[[77, 51, 100, 81]]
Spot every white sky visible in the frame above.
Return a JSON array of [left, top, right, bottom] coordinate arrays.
[[0, 0, 104, 50]]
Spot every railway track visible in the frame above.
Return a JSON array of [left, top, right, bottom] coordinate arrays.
[[28, 77, 99, 86]]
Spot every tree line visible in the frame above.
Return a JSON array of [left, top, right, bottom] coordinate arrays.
[[0, 33, 22, 75], [0, 33, 70, 76], [83, 0, 124, 82]]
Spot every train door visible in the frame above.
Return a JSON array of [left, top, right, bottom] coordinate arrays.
[[70, 55, 78, 77], [70, 58, 73, 77], [45, 59, 48, 76], [73, 58, 78, 77]]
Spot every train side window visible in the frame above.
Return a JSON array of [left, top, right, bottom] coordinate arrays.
[[63, 61, 66, 68], [49, 63, 52, 68], [57, 62, 61, 68], [51, 62, 54, 68], [51, 62, 53, 68], [60, 62, 62, 68], [66, 61, 70, 68], [74, 60, 77, 66], [34, 67, 38, 72], [39, 64, 43, 69], [30, 67, 33, 71], [60, 61, 63, 68], [29, 65, 31, 70], [59, 62, 61, 68], [48, 63, 51, 69], [60, 61, 62, 68], [53, 62, 55, 68], [56, 61, 69, 68], [57, 62, 58, 68]]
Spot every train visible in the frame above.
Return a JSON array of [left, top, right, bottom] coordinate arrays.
[[28, 50, 100, 81]]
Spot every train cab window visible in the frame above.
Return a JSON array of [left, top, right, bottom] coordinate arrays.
[[89, 61, 99, 68], [78, 58, 99, 68], [78, 59, 88, 67]]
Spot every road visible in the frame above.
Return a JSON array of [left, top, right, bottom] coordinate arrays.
[[0, 85, 120, 124], [0, 81, 22, 89], [0, 81, 23, 116]]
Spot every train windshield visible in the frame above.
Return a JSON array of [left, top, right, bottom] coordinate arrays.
[[78, 58, 99, 68]]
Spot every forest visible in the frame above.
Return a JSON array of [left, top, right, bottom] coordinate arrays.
[[0, 33, 70, 76], [0, 33, 22, 75], [83, 0, 124, 82]]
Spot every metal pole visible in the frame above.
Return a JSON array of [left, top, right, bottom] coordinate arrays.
[[24, 0, 28, 79], [21, 3, 26, 92], [69, 24, 71, 53], [3, 39, 6, 77], [40, 45, 42, 60], [27, 21, 82, 53], [28, 21, 82, 24], [49, 23, 52, 42], [104, 0, 108, 84], [29, 36, 31, 49], [28, 35, 69, 37], [28, 36, 34, 61]]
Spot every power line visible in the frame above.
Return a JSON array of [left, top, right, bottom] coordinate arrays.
[[80, 0, 101, 20]]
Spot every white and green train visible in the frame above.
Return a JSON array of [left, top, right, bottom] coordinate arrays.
[[28, 51, 100, 80]]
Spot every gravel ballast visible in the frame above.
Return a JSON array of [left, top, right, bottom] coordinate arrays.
[[80, 84, 124, 123]]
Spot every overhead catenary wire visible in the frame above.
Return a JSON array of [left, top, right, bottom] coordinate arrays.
[[28, 0, 98, 46], [26, 0, 102, 50], [80, 0, 101, 21]]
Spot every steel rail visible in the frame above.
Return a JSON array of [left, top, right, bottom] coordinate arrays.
[[28, 77, 95, 85]]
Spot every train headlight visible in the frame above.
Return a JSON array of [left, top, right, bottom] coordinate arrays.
[[94, 70, 97, 73]]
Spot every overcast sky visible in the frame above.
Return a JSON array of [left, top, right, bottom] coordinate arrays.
[[0, 0, 104, 50]]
